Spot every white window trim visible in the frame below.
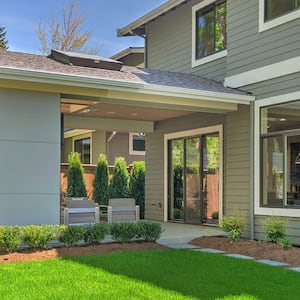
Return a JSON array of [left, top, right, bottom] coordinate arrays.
[[192, 0, 227, 68], [163, 125, 223, 223], [129, 132, 145, 156], [72, 133, 92, 164], [259, 0, 300, 32], [254, 92, 300, 217]]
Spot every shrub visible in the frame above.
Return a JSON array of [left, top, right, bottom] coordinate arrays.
[[21, 225, 57, 249], [83, 223, 108, 245], [57, 225, 84, 247], [279, 237, 292, 250], [93, 154, 110, 205], [136, 221, 162, 242], [263, 215, 287, 243], [130, 161, 145, 219], [110, 157, 129, 198], [0, 226, 21, 253], [220, 209, 245, 241], [109, 222, 136, 243], [67, 152, 87, 197]]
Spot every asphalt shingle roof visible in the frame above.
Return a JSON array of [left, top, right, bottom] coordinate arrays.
[[0, 50, 246, 95]]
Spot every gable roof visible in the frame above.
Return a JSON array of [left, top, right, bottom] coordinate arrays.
[[117, 0, 186, 37]]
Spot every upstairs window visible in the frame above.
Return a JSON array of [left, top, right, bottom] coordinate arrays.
[[195, 0, 226, 60], [265, 0, 300, 21]]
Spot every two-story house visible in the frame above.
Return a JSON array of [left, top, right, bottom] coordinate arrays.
[[117, 0, 300, 242], [1, 0, 299, 244]]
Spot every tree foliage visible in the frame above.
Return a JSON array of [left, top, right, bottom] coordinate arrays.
[[110, 157, 129, 198], [130, 161, 145, 219], [93, 154, 110, 205], [35, 2, 98, 54], [0, 26, 8, 50], [67, 152, 87, 197]]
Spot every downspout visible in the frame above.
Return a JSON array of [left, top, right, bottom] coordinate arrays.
[[106, 131, 117, 160], [250, 102, 255, 240]]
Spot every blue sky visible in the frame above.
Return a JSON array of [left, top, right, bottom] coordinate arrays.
[[1, 0, 166, 57]]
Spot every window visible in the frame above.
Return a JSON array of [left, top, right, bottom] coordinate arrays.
[[259, 0, 300, 32], [195, 1, 226, 60], [265, 0, 300, 21], [129, 133, 145, 155], [260, 103, 300, 208], [74, 137, 91, 164]]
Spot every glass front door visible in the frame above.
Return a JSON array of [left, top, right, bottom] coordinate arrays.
[[168, 133, 220, 224]]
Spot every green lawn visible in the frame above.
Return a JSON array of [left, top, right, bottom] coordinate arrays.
[[0, 249, 299, 300]]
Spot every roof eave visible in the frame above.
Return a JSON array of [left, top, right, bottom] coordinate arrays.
[[117, 0, 186, 37], [0, 66, 255, 105]]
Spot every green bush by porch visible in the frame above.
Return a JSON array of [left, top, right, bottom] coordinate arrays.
[[93, 154, 110, 205], [67, 152, 87, 197], [110, 157, 129, 198]]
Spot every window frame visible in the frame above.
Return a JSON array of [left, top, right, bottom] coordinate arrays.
[[254, 95, 300, 218], [259, 0, 300, 32], [129, 132, 146, 156], [72, 133, 92, 164], [192, 0, 227, 68]]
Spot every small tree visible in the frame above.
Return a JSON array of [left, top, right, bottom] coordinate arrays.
[[130, 161, 145, 219], [67, 152, 87, 197], [0, 26, 8, 50], [110, 157, 129, 198], [93, 154, 109, 205], [35, 2, 99, 54]]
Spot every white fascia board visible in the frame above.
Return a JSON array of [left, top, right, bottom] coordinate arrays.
[[225, 56, 300, 88], [111, 47, 144, 60], [117, 0, 186, 36], [0, 66, 254, 105], [141, 84, 255, 105]]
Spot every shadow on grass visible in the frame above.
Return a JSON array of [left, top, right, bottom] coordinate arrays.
[[62, 248, 300, 300]]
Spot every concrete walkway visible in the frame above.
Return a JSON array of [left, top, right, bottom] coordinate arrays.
[[157, 222, 224, 246]]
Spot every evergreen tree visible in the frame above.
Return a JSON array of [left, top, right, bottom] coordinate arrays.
[[110, 157, 129, 198], [67, 152, 87, 197], [130, 161, 145, 219], [0, 26, 8, 50], [93, 154, 109, 205]]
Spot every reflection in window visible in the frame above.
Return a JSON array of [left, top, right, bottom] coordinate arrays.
[[196, 1, 226, 59], [264, 0, 300, 21], [74, 137, 90, 164], [129, 133, 145, 155], [260, 101, 300, 208]]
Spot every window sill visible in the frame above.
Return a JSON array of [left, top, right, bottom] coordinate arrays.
[[259, 5, 300, 32], [192, 50, 227, 68], [255, 206, 300, 217]]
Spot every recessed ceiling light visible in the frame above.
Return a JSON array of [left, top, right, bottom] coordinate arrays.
[[107, 111, 116, 114], [131, 113, 137, 116], [81, 108, 90, 114], [279, 118, 287, 122]]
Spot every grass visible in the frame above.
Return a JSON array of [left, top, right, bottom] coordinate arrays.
[[0, 249, 300, 299]]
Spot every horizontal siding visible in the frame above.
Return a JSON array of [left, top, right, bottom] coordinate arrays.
[[146, 0, 226, 82], [242, 72, 300, 100], [224, 105, 251, 238], [227, 0, 300, 76], [145, 111, 226, 221], [255, 216, 300, 245]]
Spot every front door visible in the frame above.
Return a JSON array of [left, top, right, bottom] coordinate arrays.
[[168, 132, 220, 224]]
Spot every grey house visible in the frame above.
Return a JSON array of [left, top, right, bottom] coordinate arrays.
[[118, 0, 300, 243], [1, 0, 300, 243]]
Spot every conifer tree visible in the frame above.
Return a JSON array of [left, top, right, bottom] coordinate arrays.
[[110, 157, 129, 198], [0, 26, 8, 50], [67, 152, 87, 197], [93, 154, 109, 205], [130, 161, 145, 219]]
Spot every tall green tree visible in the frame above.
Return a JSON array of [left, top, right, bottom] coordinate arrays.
[[0, 26, 8, 50], [110, 157, 129, 198], [130, 161, 145, 219], [67, 152, 87, 197], [93, 154, 109, 205], [35, 2, 99, 54]]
